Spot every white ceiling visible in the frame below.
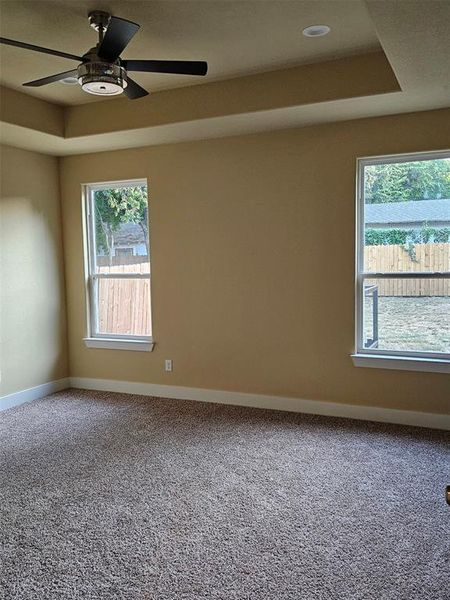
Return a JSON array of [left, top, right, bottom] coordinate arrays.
[[0, 0, 380, 105]]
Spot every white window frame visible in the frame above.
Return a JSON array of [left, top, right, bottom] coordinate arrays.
[[82, 179, 154, 351], [352, 149, 450, 373]]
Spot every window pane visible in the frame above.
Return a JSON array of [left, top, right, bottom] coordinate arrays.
[[363, 278, 449, 353], [92, 185, 150, 274], [96, 277, 151, 336], [363, 158, 450, 273]]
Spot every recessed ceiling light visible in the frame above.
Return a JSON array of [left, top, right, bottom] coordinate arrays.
[[60, 77, 79, 85], [302, 25, 330, 38]]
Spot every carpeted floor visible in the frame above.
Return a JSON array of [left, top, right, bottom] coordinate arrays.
[[1, 390, 449, 600]]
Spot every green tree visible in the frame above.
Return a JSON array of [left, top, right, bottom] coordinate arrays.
[[364, 159, 450, 203], [94, 186, 148, 263]]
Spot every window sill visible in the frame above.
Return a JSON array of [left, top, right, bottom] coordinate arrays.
[[83, 338, 155, 352], [351, 353, 450, 374]]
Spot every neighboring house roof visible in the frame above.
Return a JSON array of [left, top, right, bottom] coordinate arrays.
[[365, 199, 450, 227], [114, 222, 146, 245]]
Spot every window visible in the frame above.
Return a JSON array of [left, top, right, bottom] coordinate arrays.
[[354, 151, 450, 372], [83, 180, 153, 351]]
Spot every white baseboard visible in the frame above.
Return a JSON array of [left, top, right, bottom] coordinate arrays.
[[0, 378, 70, 412], [70, 377, 450, 431], [2, 376, 447, 431]]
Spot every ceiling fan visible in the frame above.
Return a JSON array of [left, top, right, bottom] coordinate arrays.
[[0, 10, 208, 99]]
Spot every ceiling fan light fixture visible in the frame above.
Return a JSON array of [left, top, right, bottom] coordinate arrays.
[[81, 80, 124, 96], [77, 62, 127, 96]]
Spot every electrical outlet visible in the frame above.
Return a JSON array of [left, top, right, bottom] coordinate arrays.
[[165, 359, 173, 372]]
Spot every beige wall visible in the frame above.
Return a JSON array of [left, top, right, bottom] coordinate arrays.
[[60, 108, 450, 415], [0, 86, 65, 137], [0, 145, 68, 396]]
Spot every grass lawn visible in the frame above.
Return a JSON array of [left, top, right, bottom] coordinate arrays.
[[364, 296, 450, 353]]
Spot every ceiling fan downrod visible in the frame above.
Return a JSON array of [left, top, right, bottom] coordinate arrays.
[[88, 10, 111, 43]]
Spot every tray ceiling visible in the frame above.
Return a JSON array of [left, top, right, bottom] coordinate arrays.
[[0, 0, 380, 105]]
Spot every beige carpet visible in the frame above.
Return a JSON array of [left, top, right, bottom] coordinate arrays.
[[1, 389, 449, 599]]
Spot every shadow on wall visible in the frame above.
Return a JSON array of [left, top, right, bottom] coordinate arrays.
[[0, 145, 68, 396]]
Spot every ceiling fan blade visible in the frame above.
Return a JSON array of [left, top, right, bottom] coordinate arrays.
[[123, 60, 208, 76], [124, 77, 149, 100], [0, 37, 83, 62], [97, 16, 140, 62], [23, 69, 78, 87]]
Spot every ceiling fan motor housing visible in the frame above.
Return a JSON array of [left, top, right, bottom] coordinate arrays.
[[77, 61, 127, 96]]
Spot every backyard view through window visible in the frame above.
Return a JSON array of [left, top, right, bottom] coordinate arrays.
[[85, 180, 151, 339], [357, 152, 450, 358]]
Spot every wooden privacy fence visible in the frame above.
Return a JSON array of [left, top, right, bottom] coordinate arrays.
[[97, 259, 151, 335], [364, 243, 450, 296]]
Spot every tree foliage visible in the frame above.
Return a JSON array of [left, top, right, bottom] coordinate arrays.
[[364, 159, 450, 204], [94, 186, 148, 259]]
